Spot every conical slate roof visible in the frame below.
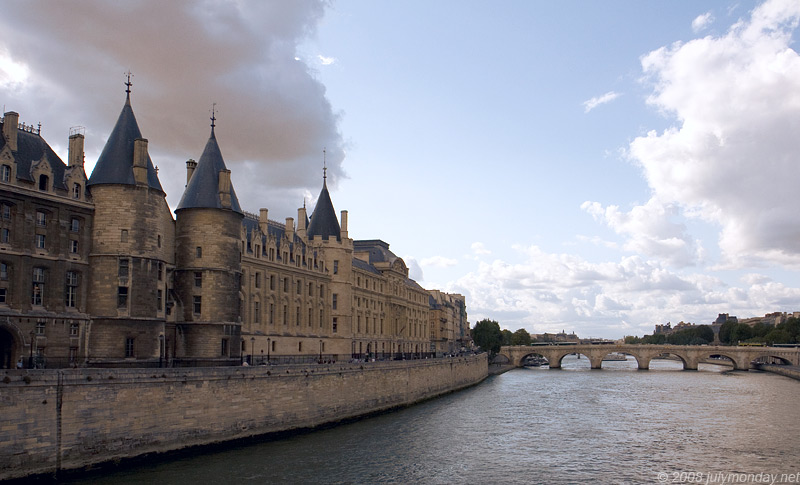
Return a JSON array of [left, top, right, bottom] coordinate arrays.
[[87, 95, 164, 192], [176, 128, 242, 213], [307, 179, 340, 241]]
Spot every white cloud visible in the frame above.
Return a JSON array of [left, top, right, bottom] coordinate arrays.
[[692, 12, 714, 33], [581, 198, 705, 267], [450, 243, 800, 338], [317, 54, 336, 65], [420, 256, 458, 268], [630, 0, 800, 269], [471, 242, 491, 255], [0, 48, 29, 88], [582, 91, 621, 113]]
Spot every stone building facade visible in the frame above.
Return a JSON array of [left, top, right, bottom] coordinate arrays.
[[0, 87, 467, 368]]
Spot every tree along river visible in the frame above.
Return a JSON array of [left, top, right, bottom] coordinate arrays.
[[64, 356, 800, 484]]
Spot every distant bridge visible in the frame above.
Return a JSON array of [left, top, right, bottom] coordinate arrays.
[[499, 344, 800, 371]]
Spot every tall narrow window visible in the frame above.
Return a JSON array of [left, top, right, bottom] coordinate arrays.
[[36, 320, 46, 335], [35, 234, 46, 249], [121, 229, 128, 242], [72, 183, 81, 199], [296, 306, 300, 326], [35, 211, 46, 226], [157, 289, 163, 311], [221, 339, 229, 357], [1, 165, 10, 182], [194, 272, 202, 287], [32, 268, 45, 305], [196, 246, 202, 258], [70, 240, 78, 254], [333, 260, 339, 274], [70, 323, 79, 336], [0, 288, 8, 304], [125, 337, 135, 358], [1, 204, 10, 219], [65, 271, 78, 308], [193, 296, 202, 314], [117, 287, 128, 308], [332, 317, 338, 333], [0, 262, 7, 280], [38, 174, 48, 191], [283, 305, 287, 325], [118, 259, 129, 278], [296, 279, 301, 295], [254, 272, 261, 288], [332, 293, 338, 310], [70, 218, 80, 232], [254, 301, 260, 323], [270, 275, 275, 290]]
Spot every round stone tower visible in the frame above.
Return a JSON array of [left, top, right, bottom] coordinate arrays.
[[86, 84, 175, 363], [174, 118, 243, 361]]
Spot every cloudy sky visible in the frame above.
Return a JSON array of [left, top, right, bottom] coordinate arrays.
[[2, 0, 799, 339]]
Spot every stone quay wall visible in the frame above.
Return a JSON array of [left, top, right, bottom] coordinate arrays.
[[0, 354, 488, 481], [754, 363, 800, 382]]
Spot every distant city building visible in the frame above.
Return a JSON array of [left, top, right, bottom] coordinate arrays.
[[0, 86, 467, 368]]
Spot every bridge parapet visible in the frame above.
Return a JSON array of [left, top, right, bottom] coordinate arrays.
[[500, 344, 800, 371]]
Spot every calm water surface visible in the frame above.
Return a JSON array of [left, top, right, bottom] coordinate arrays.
[[66, 357, 800, 484]]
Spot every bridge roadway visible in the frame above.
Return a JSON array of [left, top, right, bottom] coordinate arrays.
[[500, 344, 800, 371]]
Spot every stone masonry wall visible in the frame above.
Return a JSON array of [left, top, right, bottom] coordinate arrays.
[[0, 354, 487, 480]]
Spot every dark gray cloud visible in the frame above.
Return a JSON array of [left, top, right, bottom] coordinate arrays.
[[0, 0, 344, 218]]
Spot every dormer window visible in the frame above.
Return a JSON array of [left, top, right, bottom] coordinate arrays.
[[1, 165, 10, 183], [72, 183, 81, 199], [38, 174, 49, 191]]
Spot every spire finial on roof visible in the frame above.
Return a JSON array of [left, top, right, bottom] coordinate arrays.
[[210, 102, 217, 132], [323, 147, 327, 181], [124, 70, 133, 100]]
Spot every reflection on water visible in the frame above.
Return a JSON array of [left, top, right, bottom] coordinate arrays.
[[67, 358, 800, 484]]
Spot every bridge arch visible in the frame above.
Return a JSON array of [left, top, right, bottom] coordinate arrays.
[[599, 351, 641, 369], [752, 353, 794, 366]]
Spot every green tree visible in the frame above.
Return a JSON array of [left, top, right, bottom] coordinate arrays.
[[624, 335, 642, 344], [471, 319, 503, 356], [501, 329, 513, 346], [730, 323, 753, 344], [777, 317, 800, 343], [719, 320, 737, 344], [764, 328, 792, 345], [510, 328, 532, 346], [696, 325, 714, 343]]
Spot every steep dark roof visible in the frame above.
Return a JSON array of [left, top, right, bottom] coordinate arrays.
[[176, 129, 242, 213], [353, 239, 398, 265], [307, 179, 340, 241], [353, 257, 382, 275], [87, 95, 164, 192], [1, 124, 68, 190]]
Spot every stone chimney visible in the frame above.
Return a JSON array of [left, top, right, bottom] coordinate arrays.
[[185, 159, 197, 186], [68, 132, 85, 168], [341, 210, 348, 239], [2, 112, 19, 152], [132, 138, 149, 185], [218, 169, 231, 208], [259, 208, 269, 234], [297, 207, 307, 239], [285, 217, 295, 241]]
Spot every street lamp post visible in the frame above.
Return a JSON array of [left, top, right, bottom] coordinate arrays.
[[29, 331, 34, 369], [159, 334, 164, 368]]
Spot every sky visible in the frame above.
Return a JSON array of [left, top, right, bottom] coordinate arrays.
[[2, 0, 799, 339]]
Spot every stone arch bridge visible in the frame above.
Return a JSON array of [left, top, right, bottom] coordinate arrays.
[[500, 344, 800, 371]]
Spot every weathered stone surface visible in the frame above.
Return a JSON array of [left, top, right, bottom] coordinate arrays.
[[0, 354, 487, 480]]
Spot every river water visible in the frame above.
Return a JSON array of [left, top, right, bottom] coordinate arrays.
[[65, 357, 800, 484]]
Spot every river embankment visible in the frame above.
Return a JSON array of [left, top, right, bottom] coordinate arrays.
[[752, 363, 800, 381], [0, 354, 487, 481]]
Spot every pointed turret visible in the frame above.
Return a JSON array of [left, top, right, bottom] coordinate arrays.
[[175, 126, 242, 213], [87, 83, 163, 192], [307, 168, 341, 241]]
